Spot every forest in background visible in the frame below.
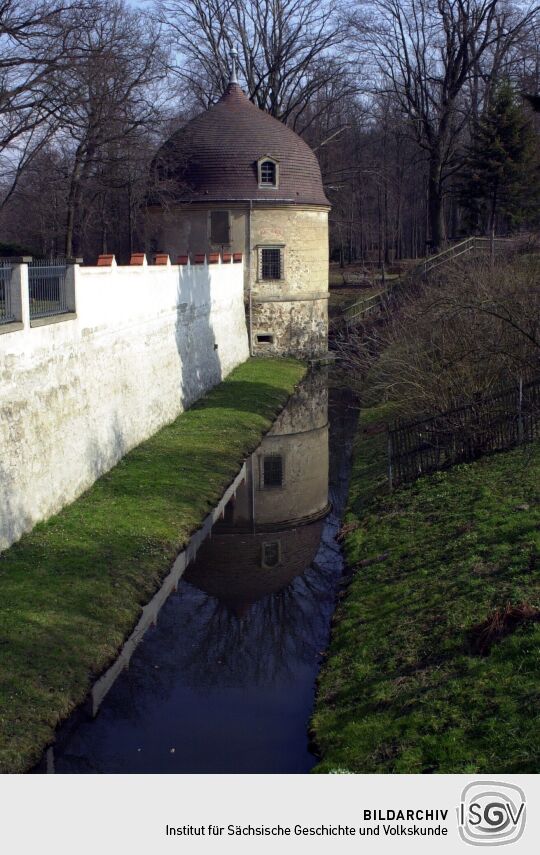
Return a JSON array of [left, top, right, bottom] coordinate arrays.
[[0, 0, 538, 264]]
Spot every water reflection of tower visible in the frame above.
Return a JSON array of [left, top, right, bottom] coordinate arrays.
[[184, 372, 329, 611]]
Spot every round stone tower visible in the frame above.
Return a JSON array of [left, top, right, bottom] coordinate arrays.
[[147, 64, 330, 359]]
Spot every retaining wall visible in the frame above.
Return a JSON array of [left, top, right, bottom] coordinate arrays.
[[0, 258, 249, 550]]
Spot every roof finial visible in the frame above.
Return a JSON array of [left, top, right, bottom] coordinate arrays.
[[229, 45, 238, 85]]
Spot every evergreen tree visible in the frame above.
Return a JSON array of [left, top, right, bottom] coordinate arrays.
[[459, 83, 540, 235]]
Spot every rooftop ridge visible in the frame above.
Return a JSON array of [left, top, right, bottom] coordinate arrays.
[[217, 82, 250, 105]]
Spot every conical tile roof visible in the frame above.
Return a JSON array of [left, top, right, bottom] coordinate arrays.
[[157, 83, 330, 206]]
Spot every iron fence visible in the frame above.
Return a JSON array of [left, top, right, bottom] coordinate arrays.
[[388, 377, 540, 488], [0, 261, 14, 324], [29, 258, 69, 320]]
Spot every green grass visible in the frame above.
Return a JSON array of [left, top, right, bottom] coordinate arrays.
[[0, 357, 306, 773], [312, 405, 540, 774]]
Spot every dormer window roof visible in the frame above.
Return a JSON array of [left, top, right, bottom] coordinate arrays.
[[257, 156, 279, 189]]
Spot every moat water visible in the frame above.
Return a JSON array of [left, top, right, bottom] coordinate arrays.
[[52, 370, 356, 774]]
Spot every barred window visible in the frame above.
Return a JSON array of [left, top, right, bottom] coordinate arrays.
[[260, 247, 282, 280], [261, 541, 281, 568], [210, 210, 230, 244], [260, 160, 276, 185], [263, 455, 283, 487]]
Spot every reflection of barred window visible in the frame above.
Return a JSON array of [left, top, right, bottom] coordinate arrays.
[[260, 247, 282, 280], [263, 455, 283, 487], [261, 541, 281, 568]]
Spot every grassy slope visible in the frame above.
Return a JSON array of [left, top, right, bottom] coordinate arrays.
[[0, 357, 306, 773], [313, 404, 540, 773]]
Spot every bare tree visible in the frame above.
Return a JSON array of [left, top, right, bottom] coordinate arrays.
[[0, 145, 67, 254], [0, 0, 90, 208], [354, 0, 537, 251], [336, 250, 540, 417], [2, 0, 536, 264], [51, 0, 166, 256], [156, 0, 351, 132]]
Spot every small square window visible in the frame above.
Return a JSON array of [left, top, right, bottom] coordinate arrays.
[[263, 455, 283, 487], [261, 541, 281, 568], [260, 247, 282, 280]]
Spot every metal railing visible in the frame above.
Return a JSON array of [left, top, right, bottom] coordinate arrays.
[[0, 261, 14, 324], [417, 236, 516, 277], [343, 290, 389, 325], [29, 259, 69, 320], [336, 235, 521, 332]]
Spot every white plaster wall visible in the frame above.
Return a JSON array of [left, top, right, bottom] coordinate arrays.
[[0, 261, 249, 551]]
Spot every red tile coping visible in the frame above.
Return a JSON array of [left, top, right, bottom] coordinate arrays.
[[193, 253, 205, 264], [154, 253, 170, 265], [233, 252, 243, 263], [208, 252, 220, 264], [130, 253, 146, 265], [222, 252, 232, 263], [97, 254, 115, 266]]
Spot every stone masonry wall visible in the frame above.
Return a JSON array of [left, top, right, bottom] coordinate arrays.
[[146, 203, 330, 358], [250, 206, 328, 357]]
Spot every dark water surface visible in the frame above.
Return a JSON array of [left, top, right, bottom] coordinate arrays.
[[53, 370, 356, 774]]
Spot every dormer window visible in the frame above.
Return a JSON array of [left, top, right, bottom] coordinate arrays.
[[261, 161, 276, 185], [257, 156, 279, 188]]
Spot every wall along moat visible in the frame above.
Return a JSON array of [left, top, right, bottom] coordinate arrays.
[[50, 370, 356, 773]]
